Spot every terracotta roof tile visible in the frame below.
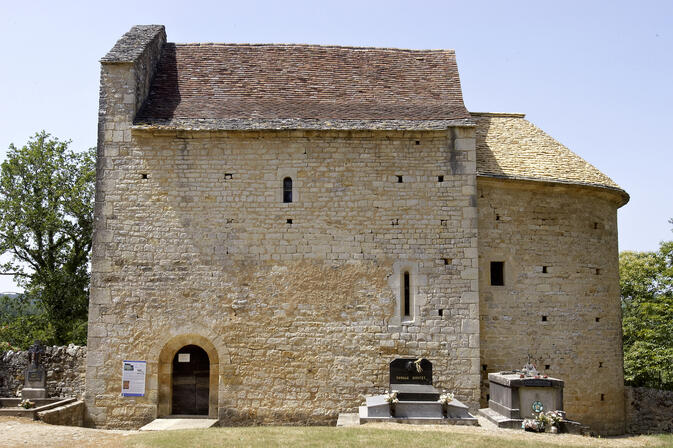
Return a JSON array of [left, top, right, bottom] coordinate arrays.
[[134, 43, 472, 128]]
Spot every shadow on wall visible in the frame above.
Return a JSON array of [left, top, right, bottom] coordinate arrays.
[[135, 43, 181, 123], [473, 115, 506, 178]]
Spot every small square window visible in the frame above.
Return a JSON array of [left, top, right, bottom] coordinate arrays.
[[542, 266, 548, 273], [490, 261, 504, 286], [438, 175, 444, 182], [396, 175, 403, 183], [541, 315, 547, 322]]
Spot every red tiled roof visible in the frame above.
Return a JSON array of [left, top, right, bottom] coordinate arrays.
[[134, 43, 472, 129]]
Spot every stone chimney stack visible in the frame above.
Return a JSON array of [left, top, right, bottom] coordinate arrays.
[[86, 25, 165, 427]]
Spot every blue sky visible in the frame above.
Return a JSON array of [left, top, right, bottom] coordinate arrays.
[[0, 0, 671, 291]]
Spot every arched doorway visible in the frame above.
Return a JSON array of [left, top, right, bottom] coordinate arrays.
[[171, 345, 210, 415]]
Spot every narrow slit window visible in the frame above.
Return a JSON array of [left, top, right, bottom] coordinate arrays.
[[490, 261, 504, 286], [403, 271, 411, 317], [283, 177, 293, 203]]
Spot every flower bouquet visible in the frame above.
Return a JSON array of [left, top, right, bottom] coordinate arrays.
[[544, 410, 564, 433], [522, 418, 543, 432], [437, 391, 455, 418], [384, 390, 399, 417], [19, 399, 35, 409]]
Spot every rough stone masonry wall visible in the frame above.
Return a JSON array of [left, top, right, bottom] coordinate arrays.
[[477, 177, 625, 435], [625, 387, 673, 434], [0, 345, 87, 398], [86, 107, 480, 427]]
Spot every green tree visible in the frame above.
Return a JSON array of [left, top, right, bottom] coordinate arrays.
[[0, 131, 95, 346], [620, 222, 673, 389]]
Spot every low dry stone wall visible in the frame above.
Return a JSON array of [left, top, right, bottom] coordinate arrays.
[[0, 345, 86, 398], [38, 400, 85, 426], [625, 386, 673, 434]]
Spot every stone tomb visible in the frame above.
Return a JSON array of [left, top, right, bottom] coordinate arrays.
[[359, 358, 477, 424], [22, 342, 47, 400], [479, 371, 563, 428]]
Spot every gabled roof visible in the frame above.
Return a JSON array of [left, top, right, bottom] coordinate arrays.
[[134, 43, 473, 130], [473, 112, 628, 203]]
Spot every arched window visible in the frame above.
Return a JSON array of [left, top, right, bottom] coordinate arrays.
[[403, 271, 410, 318], [283, 177, 293, 203]]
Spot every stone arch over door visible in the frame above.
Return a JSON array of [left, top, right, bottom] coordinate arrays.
[[157, 334, 219, 418]]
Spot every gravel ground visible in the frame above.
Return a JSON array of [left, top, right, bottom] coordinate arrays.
[[0, 417, 136, 448], [0, 416, 666, 448]]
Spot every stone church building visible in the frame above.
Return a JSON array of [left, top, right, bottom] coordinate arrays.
[[86, 25, 629, 434]]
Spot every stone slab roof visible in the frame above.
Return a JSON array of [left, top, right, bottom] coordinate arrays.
[[473, 112, 628, 201], [101, 25, 166, 63], [134, 42, 473, 130]]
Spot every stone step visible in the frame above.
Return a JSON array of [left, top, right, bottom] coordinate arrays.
[[336, 413, 360, 427], [139, 418, 218, 431]]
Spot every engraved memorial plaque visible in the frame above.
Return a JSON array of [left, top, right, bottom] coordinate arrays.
[[389, 358, 432, 385]]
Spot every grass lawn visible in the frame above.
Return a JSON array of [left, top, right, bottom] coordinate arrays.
[[124, 424, 673, 448]]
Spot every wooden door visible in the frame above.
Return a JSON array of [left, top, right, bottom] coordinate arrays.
[[171, 345, 210, 415]]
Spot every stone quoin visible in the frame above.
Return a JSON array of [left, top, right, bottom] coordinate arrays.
[[85, 25, 628, 434]]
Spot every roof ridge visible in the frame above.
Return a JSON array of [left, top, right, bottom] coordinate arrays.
[[171, 42, 456, 53], [470, 112, 525, 118]]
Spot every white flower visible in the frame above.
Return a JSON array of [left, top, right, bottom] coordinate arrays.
[[438, 392, 455, 406]]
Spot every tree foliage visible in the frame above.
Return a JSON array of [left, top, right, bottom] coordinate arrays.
[[620, 223, 673, 390], [0, 132, 95, 347]]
